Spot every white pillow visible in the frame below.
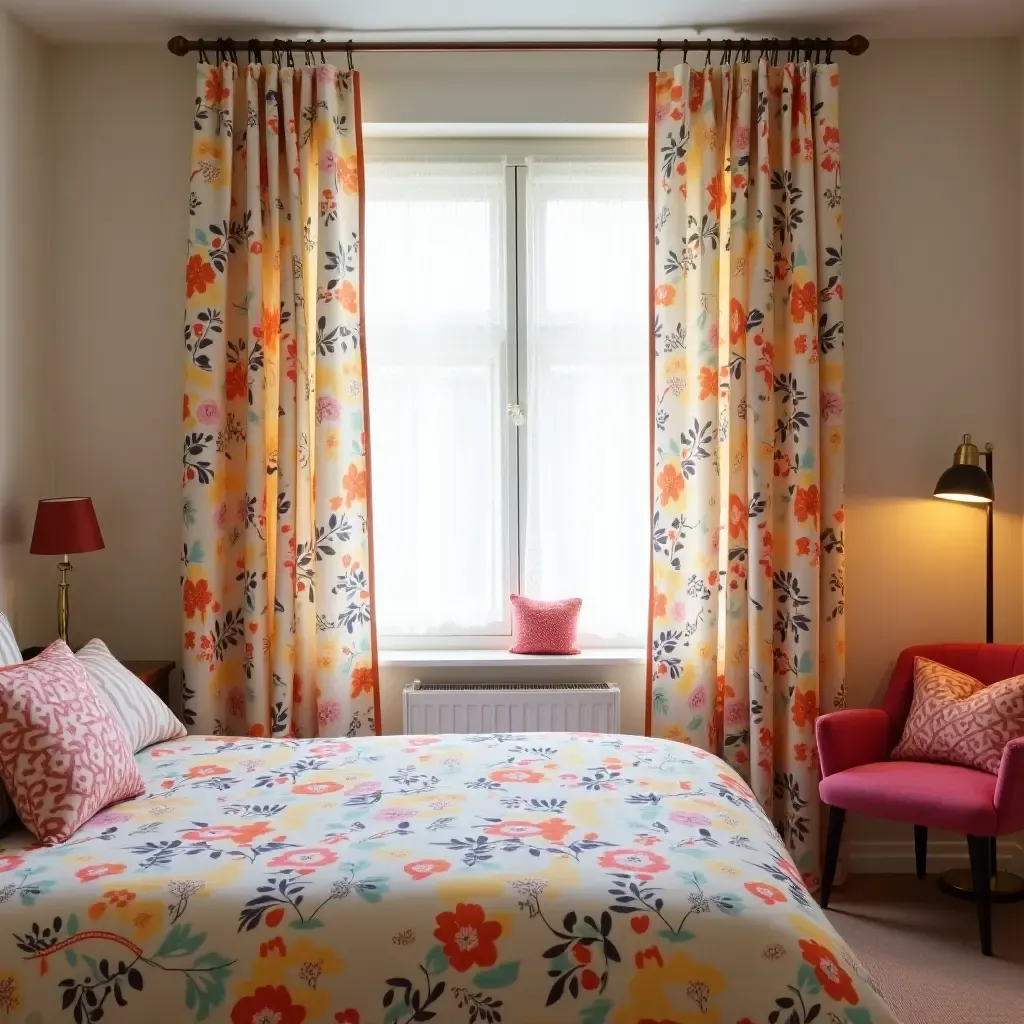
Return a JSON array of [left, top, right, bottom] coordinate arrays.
[[75, 639, 186, 752], [0, 611, 22, 829]]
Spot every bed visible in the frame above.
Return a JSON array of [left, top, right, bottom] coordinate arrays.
[[0, 732, 898, 1023]]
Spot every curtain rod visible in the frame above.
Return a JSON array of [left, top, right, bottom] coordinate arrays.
[[167, 34, 870, 58]]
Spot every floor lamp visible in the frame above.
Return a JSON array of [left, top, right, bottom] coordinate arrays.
[[933, 435, 1024, 902]]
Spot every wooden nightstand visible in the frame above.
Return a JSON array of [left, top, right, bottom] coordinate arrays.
[[123, 661, 176, 706]]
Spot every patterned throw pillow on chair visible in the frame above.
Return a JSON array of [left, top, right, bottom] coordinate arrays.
[[892, 656, 1024, 774], [0, 641, 144, 844]]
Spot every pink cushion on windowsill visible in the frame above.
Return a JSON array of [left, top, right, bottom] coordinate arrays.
[[0, 641, 145, 845], [892, 657, 1024, 774], [509, 595, 582, 655]]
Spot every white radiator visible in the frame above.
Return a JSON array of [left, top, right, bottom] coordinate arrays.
[[403, 680, 621, 735]]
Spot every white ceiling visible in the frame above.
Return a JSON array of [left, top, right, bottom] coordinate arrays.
[[1, 0, 1022, 44]]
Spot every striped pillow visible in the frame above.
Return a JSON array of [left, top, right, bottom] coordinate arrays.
[[75, 639, 186, 752], [0, 612, 22, 831]]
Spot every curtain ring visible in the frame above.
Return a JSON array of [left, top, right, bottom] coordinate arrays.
[[197, 39, 209, 64], [704, 42, 712, 66], [825, 39, 834, 63], [286, 46, 295, 68], [304, 40, 313, 66], [229, 42, 239, 65], [271, 40, 280, 66], [346, 39, 355, 71], [655, 38, 662, 72], [248, 39, 261, 64], [682, 41, 689, 64]]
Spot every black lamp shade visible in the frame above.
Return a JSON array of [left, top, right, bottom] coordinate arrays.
[[933, 463, 994, 504]]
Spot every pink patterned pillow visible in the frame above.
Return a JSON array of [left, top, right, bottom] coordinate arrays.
[[509, 595, 582, 655], [892, 657, 1024, 774], [0, 641, 145, 844]]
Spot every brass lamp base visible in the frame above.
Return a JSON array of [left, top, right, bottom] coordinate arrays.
[[938, 868, 1024, 904], [57, 558, 72, 644]]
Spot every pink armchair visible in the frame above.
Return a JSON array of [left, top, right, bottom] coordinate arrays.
[[816, 643, 1024, 956]]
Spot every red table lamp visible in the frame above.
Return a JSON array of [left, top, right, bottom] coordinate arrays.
[[30, 497, 104, 644]]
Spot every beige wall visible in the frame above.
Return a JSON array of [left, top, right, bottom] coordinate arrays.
[[34, 42, 1024, 770], [0, 11, 51, 641]]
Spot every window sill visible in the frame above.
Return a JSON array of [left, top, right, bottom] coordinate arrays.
[[378, 648, 645, 669]]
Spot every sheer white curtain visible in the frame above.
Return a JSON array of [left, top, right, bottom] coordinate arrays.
[[522, 161, 649, 642], [365, 161, 509, 636]]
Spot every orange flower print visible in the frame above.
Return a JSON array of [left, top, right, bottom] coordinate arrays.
[[794, 743, 809, 762], [230, 985, 307, 1024], [292, 781, 345, 795], [483, 818, 574, 843], [729, 298, 747, 344], [0, 854, 25, 873], [433, 903, 502, 973], [342, 463, 367, 507], [489, 768, 544, 784], [821, 126, 841, 172], [697, 365, 717, 401], [267, 847, 338, 875], [76, 864, 127, 883], [349, 667, 376, 698], [181, 822, 272, 846], [182, 394, 191, 420], [707, 172, 726, 216], [652, 590, 667, 619], [657, 463, 684, 507], [597, 848, 670, 879], [794, 484, 820, 524], [744, 881, 788, 905], [404, 858, 451, 881], [795, 537, 811, 556], [791, 688, 818, 727], [799, 940, 859, 1005], [186, 763, 229, 779], [183, 578, 214, 621], [261, 304, 282, 355], [654, 283, 676, 306], [338, 280, 358, 314], [338, 157, 359, 195], [204, 67, 230, 104], [104, 889, 136, 908], [185, 254, 216, 298], [689, 70, 706, 112], [728, 494, 746, 540], [790, 281, 817, 323], [225, 360, 247, 400]]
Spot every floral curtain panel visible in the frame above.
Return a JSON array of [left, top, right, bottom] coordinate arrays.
[[181, 61, 379, 738], [647, 60, 846, 884]]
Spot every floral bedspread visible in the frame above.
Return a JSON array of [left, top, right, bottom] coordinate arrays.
[[0, 733, 897, 1024]]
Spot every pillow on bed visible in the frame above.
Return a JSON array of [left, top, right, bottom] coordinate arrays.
[[0, 640, 144, 844], [0, 610, 22, 831], [75, 639, 186, 752], [892, 656, 1024, 774]]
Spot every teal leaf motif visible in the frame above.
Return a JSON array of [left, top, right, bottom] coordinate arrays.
[[289, 918, 325, 930], [658, 928, 696, 943], [424, 945, 449, 975], [472, 961, 520, 989], [581, 998, 614, 1024], [797, 962, 822, 995], [155, 923, 206, 958], [845, 1008, 874, 1024]]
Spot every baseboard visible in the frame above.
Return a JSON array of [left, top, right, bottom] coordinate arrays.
[[847, 838, 1024, 874]]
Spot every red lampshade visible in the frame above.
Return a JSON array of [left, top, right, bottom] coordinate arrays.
[[29, 497, 105, 556]]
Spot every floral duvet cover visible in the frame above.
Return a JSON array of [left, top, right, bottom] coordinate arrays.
[[0, 733, 897, 1024]]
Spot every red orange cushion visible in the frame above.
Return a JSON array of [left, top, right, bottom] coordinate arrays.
[[509, 595, 582, 655], [0, 641, 144, 844], [892, 657, 1024, 774]]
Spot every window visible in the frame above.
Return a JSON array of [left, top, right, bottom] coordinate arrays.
[[366, 153, 648, 647]]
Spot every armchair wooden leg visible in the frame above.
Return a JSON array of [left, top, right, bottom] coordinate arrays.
[[914, 825, 927, 879], [967, 835, 993, 956], [821, 806, 845, 909], [990, 837, 997, 877]]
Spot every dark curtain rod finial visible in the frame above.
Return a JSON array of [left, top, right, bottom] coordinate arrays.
[[167, 33, 870, 59]]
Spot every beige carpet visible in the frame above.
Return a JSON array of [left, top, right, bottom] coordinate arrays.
[[826, 875, 1024, 1024]]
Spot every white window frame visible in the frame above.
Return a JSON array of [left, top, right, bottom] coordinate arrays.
[[364, 135, 645, 652]]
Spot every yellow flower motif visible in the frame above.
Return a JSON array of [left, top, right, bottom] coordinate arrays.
[[614, 949, 726, 1023], [234, 937, 344, 1019], [114, 899, 165, 943]]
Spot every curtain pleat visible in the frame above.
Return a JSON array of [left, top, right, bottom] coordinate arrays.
[[648, 60, 846, 885], [182, 62, 378, 738]]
